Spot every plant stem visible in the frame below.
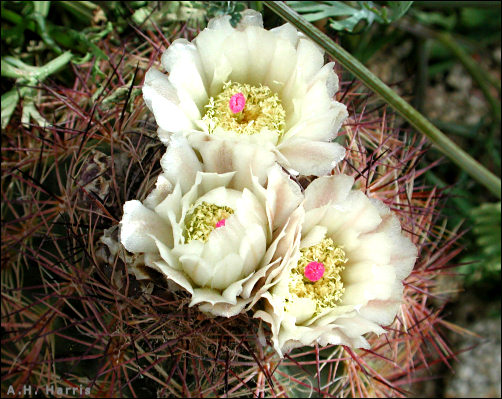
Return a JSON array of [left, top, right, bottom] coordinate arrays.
[[1, 8, 36, 30], [1, 52, 73, 81], [58, 1, 99, 22], [263, 1, 501, 199]]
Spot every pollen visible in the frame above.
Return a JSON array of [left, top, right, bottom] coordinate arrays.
[[184, 202, 234, 243], [286, 237, 348, 316], [202, 81, 286, 138]]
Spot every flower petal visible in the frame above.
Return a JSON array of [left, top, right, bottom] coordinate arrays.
[[237, 9, 263, 29], [194, 21, 233, 96], [210, 253, 244, 290], [152, 260, 194, 294], [142, 68, 193, 133], [342, 261, 396, 285], [178, 255, 212, 288], [287, 297, 317, 324], [265, 165, 303, 231], [376, 212, 417, 280], [160, 135, 202, 194], [155, 182, 182, 228], [283, 102, 347, 143], [223, 31, 250, 85], [120, 200, 172, 254], [278, 139, 346, 176], [270, 23, 299, 47], [150, 235, 180, 270], [238, 223, 268, 276], [221, 271, 256, 303], [190, 287, 235, 306], [161, 39, 208, 111], [263, 35, 298, 95], [303, 174, 354, 212], [346, 232, 392, 265], [332, 315, 385, 338], [341, 281, 393, 305], [143, 174, 173, 210], [198, 298, 249, 318], [359, 299, 402, 326], [283, 63, 347, 142], [324, 191, 382, 240], [242, 27, 277, 85], [281, 39, 323, 101], [300, 225, 327, 248], [188, 133, 276, 190]]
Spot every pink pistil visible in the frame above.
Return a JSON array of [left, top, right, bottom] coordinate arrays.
[[304, 261, 325, 282], [229, 92, 246, 113], [215, 219, 226, 228]]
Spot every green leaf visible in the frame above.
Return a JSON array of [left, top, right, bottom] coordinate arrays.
[[57, 1, 101, 23], [30, 51, 73, 82], [288, 1, 413, 31], [1, 52, 72, 128], [330, 7, 376, 32], [388, 1, 413, 20], [460, 7, 500, 29], [28, 11, 63, 54], [1, 89, 20, 129], [1, 24, 26, 48], [21, 91, 50, 128], [207, 1, 246, 27], [411, 9, 457, 30], [33, 1, 50, 18], [131, 7, 154, 25], [50, 26, 107, 60], [460, 202, 501, 284], [1, 57, 39, 79], [287, 1, 359, 21]]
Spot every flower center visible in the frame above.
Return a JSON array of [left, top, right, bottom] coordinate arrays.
[[229, 92, 246, 113], [287, 237, 348, 315], [215, 218, 226, 228], [202, 81, 286, 138], [304, 261, 325, 282], [184, 202, 234, 243]]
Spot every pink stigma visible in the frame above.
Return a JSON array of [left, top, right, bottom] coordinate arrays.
[[215, 219, 226, 228], [229, 92, 245, 113], [304, 261, 325, 282]]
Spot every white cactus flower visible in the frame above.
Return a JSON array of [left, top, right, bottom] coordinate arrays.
[[142, 9, 348, 177], [119, 135, 304, 317], [254, 174, 417, 356]]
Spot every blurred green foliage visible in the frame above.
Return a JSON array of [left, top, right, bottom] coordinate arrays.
[[288, 1, 413, 32], [1, 1, 112, 127], [1, 1, 256, 127], [460, 202, 501, 284]]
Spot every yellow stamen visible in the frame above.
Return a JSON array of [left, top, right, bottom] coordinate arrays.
[[184, 201, 234, 243], [286, 237, 348, 315], [202, 81, 285, 138]]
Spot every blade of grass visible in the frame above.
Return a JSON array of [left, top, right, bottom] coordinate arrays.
[[264, 1, 501, 199], [58, 1, 100, 22], [33, 1, 51, 18]]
